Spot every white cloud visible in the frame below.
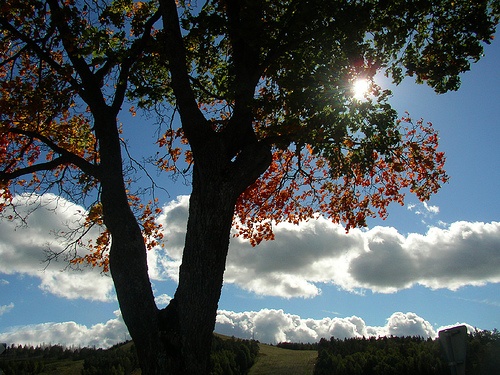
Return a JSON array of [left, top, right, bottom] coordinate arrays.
[[408, 201, 439, 216], [0, 308, 478, 348], [382, 312, 436, 337], [3, 193, 500, 301], [152, 196, 500, 297], [423, 202, 440, 215], [215, 309, 442, 344], [0, 303, 14, 316], [0, 279, 8, 285], [154, 293, 172, 307], [0, 310, 130, 349], [146, 196, 189, 283], [407, 201, 441, 226], [0, 194, 114, 302]]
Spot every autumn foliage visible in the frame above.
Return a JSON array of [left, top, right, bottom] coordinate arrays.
[[0, 0, 484, 266], [234, 116, 447, 245], [0, 0, 161, 270]]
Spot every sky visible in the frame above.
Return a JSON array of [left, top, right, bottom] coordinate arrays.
[[0, 37, 499, 349]]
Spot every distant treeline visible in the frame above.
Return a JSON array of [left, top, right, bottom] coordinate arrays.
[[277, 342, 318, 351], [0, 341, 137, 375], [2, 329, 498, 374], [314, 329, 500, 375], [0, 335, 260, 375]]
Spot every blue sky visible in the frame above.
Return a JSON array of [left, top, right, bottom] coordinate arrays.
[[0, 37, 499, 348]]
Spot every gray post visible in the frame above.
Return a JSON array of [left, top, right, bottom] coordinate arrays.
[[439, 325, 467, 375]]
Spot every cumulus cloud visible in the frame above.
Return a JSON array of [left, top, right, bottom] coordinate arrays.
[[381, 312, 436, 337], [3, 193, 500, 301], [146, 196, 189, 283], [0, 310, 130, 349], [215, 309, 444, 344], [0, 308, 457, 348], [152, 196, 500, 297], [154, 293, 172, 307], [0, 303, 14, 316], [350, 221, 500, 292], [0, 194, 114, 302]]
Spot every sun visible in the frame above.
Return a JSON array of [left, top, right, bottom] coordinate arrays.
[[352, 78, 370, 99]]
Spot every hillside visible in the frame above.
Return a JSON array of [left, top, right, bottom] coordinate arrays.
[[249, 343, 317, 375], [0, 339, 316, 375]]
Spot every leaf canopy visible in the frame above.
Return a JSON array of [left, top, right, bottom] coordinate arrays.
[[1, 0, 498, 249]]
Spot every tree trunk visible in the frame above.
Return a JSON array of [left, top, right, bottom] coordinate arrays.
[[93, 111, 167, 374], [107, 211, 167, 373], [173, 162, 239, 372], [158, 136, 272, 374]]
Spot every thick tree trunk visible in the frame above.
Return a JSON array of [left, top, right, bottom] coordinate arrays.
[[157, 1, 270, 369], [158, 137, 272, 374], [173, 162, 240, 373], [107, 209, 167, 373]]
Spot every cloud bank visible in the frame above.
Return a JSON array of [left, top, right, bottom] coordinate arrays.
[[0, 310, 130, 349], [0, 308, 472, 348], [154, 196, 500, 297], [2, 193, 499, 301], [215, 309, 448, 344]]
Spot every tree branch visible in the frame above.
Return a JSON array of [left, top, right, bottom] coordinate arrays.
[[45, 0, 104, 107], [218, 0, 265, 156], [230, 141, 272, 196], [0, 156, 69, 181], [5, 127, 100, 178], [112, 9, 162, 113], [158, 0, 210, 147]]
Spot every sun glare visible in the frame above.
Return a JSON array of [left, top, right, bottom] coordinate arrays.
[[352, 78, 370, 99]]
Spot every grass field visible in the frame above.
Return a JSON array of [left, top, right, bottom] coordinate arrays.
[[39, 359, 83, 375], [249, 343, 317, 375]]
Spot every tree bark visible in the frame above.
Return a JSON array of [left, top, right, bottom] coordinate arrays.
[[174, 145, 240, 373], [158, 135, 272, 374], [92, 110, 166, 374]]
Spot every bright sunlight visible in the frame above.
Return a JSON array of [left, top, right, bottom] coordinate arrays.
[[352, 78, 370, 99]]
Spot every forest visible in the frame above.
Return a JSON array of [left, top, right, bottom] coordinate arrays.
[[314, 329, 500, 375], [0, 335, 259, 375]]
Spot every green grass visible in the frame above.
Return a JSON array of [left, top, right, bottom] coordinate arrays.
[[249, 343, 317, 375], [39, 359, 83, 375]]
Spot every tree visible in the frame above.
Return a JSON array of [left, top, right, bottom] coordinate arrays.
[[1, 0, 498, 373]]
